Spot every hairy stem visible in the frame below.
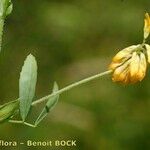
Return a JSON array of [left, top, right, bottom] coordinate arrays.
[[32, 70, 112, 106]]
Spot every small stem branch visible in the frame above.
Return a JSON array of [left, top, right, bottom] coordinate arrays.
[[23, 122, 36, 128], [32, 70, 112, 106], [8, 120, 36, 128]]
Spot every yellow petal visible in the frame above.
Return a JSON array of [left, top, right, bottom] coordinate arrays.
[[145, 44, 150, 63], [123, 71, 131, 84], [119, 68, 129, 84], [112, 60, 130, 82], [137, 53, 147, 81], [109, 62, 121, 70], [112, 45, 138, 63], [122, 45, 140, 52], [129, 52, 140, 78], [112, 51, 130, 63]]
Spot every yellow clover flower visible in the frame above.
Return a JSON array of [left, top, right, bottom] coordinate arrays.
[[109, 44, 150, 84], [109, 13, 150, 84]]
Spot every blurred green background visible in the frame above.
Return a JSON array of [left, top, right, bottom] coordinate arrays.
[[0, 0, 150, 149]]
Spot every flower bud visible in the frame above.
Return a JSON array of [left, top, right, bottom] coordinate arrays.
[[144, 13, 150, 39]]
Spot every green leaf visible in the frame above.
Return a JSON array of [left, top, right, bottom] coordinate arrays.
[[19, 54, 37, 121], [0, 0, 12, 52], [34, 82, 59, 126], [0, 0, 12, 18], [0, 100, 19, 123]]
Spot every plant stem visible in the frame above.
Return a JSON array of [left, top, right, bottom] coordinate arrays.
[[32, 70, 112, 106], [0, 19, 4, 52], [8, 120, 36, 128], [142, 38, 146, 46]]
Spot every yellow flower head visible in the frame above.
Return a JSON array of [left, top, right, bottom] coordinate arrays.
[[144, 13, 150, 39], [109, 13, 150, 84], [109, 44, 150, 84]]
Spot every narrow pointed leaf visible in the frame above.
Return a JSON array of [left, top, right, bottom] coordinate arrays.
[[35, 82, 59, 126], [19, 54, 37, 121], [0, 100, 19, 123]]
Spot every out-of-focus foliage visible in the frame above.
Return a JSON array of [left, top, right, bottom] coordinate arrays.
[[0, 0, 150, 150]]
